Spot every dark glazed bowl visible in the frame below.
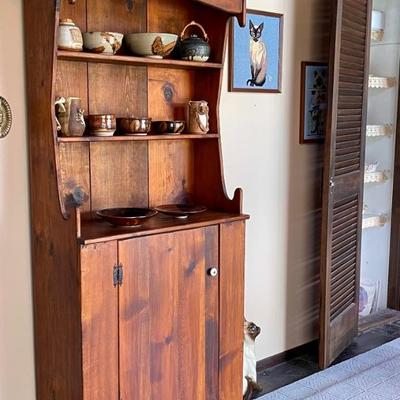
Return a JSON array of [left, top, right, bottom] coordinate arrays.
[[152, 120, 185, 134], [118, 117, 152, 135], [96, 208, 158, 227]]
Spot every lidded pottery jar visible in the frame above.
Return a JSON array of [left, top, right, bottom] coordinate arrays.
[[179, 21, 211, 62], [57, 19, 83, 52]]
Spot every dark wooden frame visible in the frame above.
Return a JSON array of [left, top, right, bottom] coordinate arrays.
[[228, 9, 284, 93], [299, 61, 328, 144]]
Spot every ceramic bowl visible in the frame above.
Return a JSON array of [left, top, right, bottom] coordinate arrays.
[[152, 120, 185, 134], [83, 32, 124, 55], [87, 114, 116, 137], [125, 33, 178, 59], [97, 208, 158, 227], [118, 117, 152, 135]]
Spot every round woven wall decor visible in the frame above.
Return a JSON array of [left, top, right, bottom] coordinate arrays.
[[0, 96, 12, 138]]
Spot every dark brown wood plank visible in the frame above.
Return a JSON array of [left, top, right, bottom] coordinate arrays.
[[219, 221, 245, 400], [80, 242, 118, 400], [57, 134, 220, 142], [89, 141, 149, 210], [148, 140, 195, 207]]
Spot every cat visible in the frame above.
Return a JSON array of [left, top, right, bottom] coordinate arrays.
[[243, 320, 263, 400], [247, 20, 268, 87]]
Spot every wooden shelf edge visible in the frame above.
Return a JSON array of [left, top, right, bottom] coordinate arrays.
[[57, 134, 220, 143], [79, 212, 250, 244], [57, 50, 223, 70]]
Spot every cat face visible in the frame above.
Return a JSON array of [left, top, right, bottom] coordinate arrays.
[[244, 320, 261, 340], [249, 20, 264, 42]]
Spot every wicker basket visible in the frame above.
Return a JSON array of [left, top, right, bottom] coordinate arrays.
[[369, 75, 396, 89], [366, 124, 393, 137]]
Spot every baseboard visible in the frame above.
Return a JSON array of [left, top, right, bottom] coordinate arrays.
[[256, 340, 318, 372]]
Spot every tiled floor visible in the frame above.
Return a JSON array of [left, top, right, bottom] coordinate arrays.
[[256, 319, 400, 397]]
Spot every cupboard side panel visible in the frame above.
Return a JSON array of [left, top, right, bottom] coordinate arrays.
[[80, 241, 119, 400], [219, 221, 245, 400]]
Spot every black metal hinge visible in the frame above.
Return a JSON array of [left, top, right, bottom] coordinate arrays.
[[113, 264, 123, 287]]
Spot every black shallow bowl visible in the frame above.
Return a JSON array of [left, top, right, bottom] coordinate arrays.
[[155, 204, 207, 218], [96, 208, 158, 227]]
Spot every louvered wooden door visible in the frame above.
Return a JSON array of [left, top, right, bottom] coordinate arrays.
[[319, 0, 371, 369]]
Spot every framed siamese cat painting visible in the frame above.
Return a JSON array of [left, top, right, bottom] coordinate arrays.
[[229, 10, 283, 93]]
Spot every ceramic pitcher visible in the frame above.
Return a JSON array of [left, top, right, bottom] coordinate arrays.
[[55, 97, 86, 137], [187, 100, 209, 134]]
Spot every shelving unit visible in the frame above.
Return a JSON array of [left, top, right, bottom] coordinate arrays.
[[25, 1, 248, 399]]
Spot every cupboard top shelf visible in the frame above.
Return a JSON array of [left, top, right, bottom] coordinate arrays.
[[79, 211, 249, 244], [57, 50, 223, 70]]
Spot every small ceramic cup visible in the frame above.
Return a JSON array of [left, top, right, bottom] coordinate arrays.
[[152, 120, 185, 134], [118, 117, 152, 135], [87, 114, 116, 137]]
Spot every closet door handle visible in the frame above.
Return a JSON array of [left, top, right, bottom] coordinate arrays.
[[208, 267, 218, 277]]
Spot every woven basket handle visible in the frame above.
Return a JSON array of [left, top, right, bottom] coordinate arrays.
[[180, 21, 209, 43]]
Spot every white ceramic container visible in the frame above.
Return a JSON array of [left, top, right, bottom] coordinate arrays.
[[57, 19, 83, 52]]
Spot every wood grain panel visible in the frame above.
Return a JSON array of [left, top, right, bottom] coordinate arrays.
[[55, 61, 88, 116], [90, 141, 149, 210], [119, 227, 218, 400], [87, 0, 146, 33], [219, 221, 245, 400], [320, 0, 371, 369], [80, 242, 118, 400], [88, 63, 147, 117], [60, 0, 87, 30], [148, 140, 195, 207], [148, 67, 194, 121], [59, 142, 91, 212]]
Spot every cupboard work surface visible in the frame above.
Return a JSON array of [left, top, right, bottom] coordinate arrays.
[[79, 222, 246, 400]]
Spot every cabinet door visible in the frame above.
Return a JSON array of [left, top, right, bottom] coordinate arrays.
[[319, 0, 371, 369], [119, 227, 219, 400], [81, 241, 119, 400]]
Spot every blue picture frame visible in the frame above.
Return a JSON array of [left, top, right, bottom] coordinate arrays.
[[229, 10, 283, 93]]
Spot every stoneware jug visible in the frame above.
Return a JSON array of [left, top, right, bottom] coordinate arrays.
[[187, 100, 209, 134], [179, 21, 210, 62], [55, 97, 86, 137], [57, 19, 83, 52]]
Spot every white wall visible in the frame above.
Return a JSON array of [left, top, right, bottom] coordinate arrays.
[[0, 1, 329, 397], [221, 0, 329, 359], [0, 1, 35, 399]]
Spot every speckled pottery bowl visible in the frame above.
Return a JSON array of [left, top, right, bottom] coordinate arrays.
[[125, 33, 178, 59], [83, 32, 124, 55]]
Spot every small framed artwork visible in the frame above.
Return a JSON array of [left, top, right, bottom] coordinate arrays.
[[300, 62, 328, 144], [229, 10, 284, 93]]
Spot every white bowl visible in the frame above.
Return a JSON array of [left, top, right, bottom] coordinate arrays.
[[83, 32, 124, 55], [125, 33, 178, 59]]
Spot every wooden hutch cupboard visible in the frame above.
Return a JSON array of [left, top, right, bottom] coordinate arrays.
[[24, 1, 248, 399]]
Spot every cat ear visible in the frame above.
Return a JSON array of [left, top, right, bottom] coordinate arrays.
[[249, 20, 255, 29], [258, 22, 264, 32]]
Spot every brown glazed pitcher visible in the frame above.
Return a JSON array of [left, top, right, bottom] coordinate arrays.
[[55, 97, 86, 137]]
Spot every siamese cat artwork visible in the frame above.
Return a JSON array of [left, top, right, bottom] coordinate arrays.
[[247, 20, 268, 87], [229, 11, 282, 93], [243, 320, 262, 400]]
